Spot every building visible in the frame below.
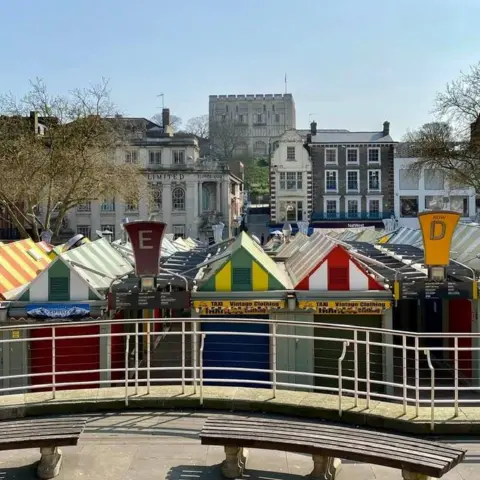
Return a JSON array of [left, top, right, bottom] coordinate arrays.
[[208, 94, 296, 157], [269, 129, 312, 227], [307, 120, 396, 229], [394, 145, 477, 229], [67, 109, 243, 243]]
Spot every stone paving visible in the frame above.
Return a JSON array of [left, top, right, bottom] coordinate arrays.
[[0, 410, 478, 479]]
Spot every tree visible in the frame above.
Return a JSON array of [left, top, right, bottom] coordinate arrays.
[[210, 118, 247, 163], [406, 61, 480, 190], [0, 78, 148, 241], [150, 112, 182, 132], [184, 114, 209, 139]]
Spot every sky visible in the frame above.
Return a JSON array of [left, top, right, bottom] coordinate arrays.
[[1, 0, 479, 139]]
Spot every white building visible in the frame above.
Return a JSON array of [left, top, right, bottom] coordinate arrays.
[[269, 129, 312, 224], [209, 93, 296, 156], [66, 110, 243, 242], [394, 155, 477, 229]]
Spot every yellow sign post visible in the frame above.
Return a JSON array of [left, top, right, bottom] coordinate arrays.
[[193, 300, 286, 315], [298, 300, 391, 315], [418, 211, 461, 267]]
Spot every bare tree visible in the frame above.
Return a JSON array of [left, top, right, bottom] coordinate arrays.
[[0, 78, 148, 241], [406, 61, 480, 190], [151, 112, 182, 132], [184, 114, 209, 139], [210, 118, 247, 163]]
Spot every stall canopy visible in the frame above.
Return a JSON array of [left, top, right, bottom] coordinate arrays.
[[267, 232, 309, 260], [0, 239, 52, 300]]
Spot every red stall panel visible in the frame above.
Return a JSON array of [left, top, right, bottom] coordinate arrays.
[[449, 299, 472, 378]]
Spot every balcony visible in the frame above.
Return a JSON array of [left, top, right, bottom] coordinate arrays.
[[311, 211, 394, 221]]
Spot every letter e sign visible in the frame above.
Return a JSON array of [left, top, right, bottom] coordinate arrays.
[[139, 230, 153, 249]]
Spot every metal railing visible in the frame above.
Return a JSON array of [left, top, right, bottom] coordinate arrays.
[[1, 317, 480, 431]]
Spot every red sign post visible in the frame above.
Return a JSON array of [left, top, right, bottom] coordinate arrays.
[[123, 221, 166, 277]]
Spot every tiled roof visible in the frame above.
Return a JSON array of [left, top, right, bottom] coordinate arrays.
[[311, 131, 395, 144]]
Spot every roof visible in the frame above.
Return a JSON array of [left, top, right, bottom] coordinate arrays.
[[272, 233, 309, 259], [61, 238, 133, 290], [0, 239, 52, 299], [311, 131, 395, 144]]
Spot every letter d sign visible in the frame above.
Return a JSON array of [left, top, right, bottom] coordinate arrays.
[[418, 211, 460, 266]]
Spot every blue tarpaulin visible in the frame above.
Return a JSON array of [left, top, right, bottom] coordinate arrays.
[[26, 303, 90, 319]]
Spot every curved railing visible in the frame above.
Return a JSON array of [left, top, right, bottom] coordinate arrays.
[[1, 317, 480, 429]]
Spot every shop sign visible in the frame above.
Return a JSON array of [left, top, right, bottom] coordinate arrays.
[[418, 211, 460, 266], [111, 291, 190, 310], [395, 280, 476, 300], [298, 300, 391, 315], [193, 300, 285, 315], [147, 173, 185, 181]]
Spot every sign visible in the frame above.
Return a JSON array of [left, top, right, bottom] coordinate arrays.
[[193, 300, 285, 315], [26, 303, 90, 319], [112, 291, 190, 310], [11, 330, 20, 339], [311, 221, 383, 229], [418, 211, 460, 266], [198, 173, 224, 180], [124, 221, 166, 277], [298, 300, 391, 315], [395, 280, 476, 300], [147, 173, 185, 181]]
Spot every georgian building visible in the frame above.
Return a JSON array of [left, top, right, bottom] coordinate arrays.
[[307, 120, 396, 229], [67, 109, 243, 242], [269, 129, 312, 229]]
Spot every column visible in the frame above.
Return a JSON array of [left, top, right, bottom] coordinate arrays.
[[382, 307, 394, 396], [197, 181, 202, 216], [185, 182, 196, 238], [163, 183, 172, 232], [192, 181, 199, 238], [473, 300, 480, 388], [216, 182, 221, 212]]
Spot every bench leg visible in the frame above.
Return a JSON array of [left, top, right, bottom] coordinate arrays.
[[402, 471, 431, 480], [310, 455, 342, 480], [221, 446, 248, 478], [37, 447, 63, 479]]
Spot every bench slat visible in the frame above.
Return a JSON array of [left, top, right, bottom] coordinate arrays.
[[0, 436, 80, 451], [0, 428, 85, 442]]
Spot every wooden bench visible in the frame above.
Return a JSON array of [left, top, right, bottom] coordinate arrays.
[[0, 416, 87, 479], [200, 415, 466, 480]]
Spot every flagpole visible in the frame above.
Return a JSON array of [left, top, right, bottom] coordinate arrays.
[[284, 73, 287, 94]]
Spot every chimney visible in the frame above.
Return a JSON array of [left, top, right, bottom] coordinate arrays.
[[162, 108, 170, 128], [30, 111, 38, 134], [383, 121, 390, 137], [310, 121, 317, 136]]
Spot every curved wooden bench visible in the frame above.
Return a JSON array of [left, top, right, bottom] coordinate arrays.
[[0, 416, 86, 479], [200, 415, 466, 480]]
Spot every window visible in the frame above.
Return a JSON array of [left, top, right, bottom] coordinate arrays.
[[125, 201, 138, 213], [325, 148, 337, 165], [346, 148, 359, 164], [275, 113, 280, 123], [101, 224, 116, 239], [279, 172, 302, 190], [173, 225, 185, 240], [149, 151, 161, 165], [253, 141, 267, 156], [347, 200, 359, 218], [346, 170, 359, 192], [77, 225, 91, 238], [173, 150, 185, 165], [368, 199, 381, 218], [77, 201, 91, 213], [425, 195, 444, 210], [400, 196, 419, 217], [125, 151, 138, 164], [100, 198, 115, 212], [399, 169, 419, 190], [279, 200, 303, 221], [325, 199, 338, 218], [152, 188, 162, 210], [368, 170, 381, 191], [424, 169, 444, 190], [325, 171, 337, 192], [450, 196, 469, 216], [287, 146, 295, 160], [172, 187, 185, 210], [368, 148, 380, 164]]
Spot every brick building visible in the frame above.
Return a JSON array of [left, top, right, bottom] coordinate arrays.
[[307, 121, 396, 228]]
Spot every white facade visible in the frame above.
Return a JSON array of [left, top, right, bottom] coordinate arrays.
[[270, 130, 312, 223], [209, 93, 296, 156], [65, 117, 243, 242], [394, 157, 477, 229]]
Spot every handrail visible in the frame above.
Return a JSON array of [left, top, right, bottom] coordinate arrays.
[[338, 341, 350, 417], [424, 349, 435, 431]]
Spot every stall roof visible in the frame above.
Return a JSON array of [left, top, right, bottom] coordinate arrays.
[[0, 239, 52, 299], [61, 238, 133, 290], [271, 233, 309, 260]]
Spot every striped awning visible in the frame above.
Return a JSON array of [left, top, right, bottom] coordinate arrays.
[[0, 239, 52, 298]]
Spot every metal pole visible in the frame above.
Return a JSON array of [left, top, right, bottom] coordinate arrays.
[[338, 341, 349, 417], [147, 320, 151, 395], [454, 336, 459, 417], [125, 334, 130, 406], [415, 336, 420, 417], [134, 322, 139, 395], [193, 321, 197, 394], [366, 331, 370, 409], [353, 330, 358, 408], [272, 323, 277, 398], [424, 350, 435, 431], [402, 335, 407, 415], [200, 334, 205, 406], [52, 326, 56, 400], [181, 321, 185, 394]]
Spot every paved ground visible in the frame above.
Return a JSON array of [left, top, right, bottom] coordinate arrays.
[[0, 410, 478, 480]]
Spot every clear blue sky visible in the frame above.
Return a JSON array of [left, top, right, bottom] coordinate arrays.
[[1, 0, 479, 139]]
